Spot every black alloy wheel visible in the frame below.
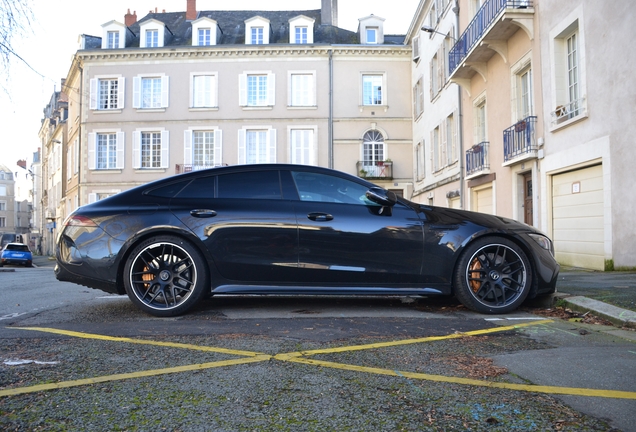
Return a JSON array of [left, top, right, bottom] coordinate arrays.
[[123, 235, 209, 317], [454, 236, 532, 314]]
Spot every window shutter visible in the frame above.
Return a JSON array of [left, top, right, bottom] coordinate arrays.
[[88, 193, 97, 204], [214, 130, 222, 165], [133, 77, 141, 108], [161, 76, 170, 108], [117, 77, 125, 109], [413, 36, 420, 61], [308, 74, 316, 106], [89, 79, 98, 110], [88, 133, 96, 169], [239, 74, 247, 106], [160, 130, 169, 168], [132, 131, 141, 169], [267, 73, 276, 106], [441, 121, 447, 168], [183, 130, 192, 165], [116, 132, 125, 169], [268, 129, 277, 163], [452, 110, 459, 162], [238, 130, 246, 164]]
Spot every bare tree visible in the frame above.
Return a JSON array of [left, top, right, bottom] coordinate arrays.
[[1, 0, 34, 93]]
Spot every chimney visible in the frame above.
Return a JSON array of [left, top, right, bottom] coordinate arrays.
[[125, 9, 137, 26], [186, 0, 197, 20], [17, 160, 26, 169], [321, 0, 338, 27]]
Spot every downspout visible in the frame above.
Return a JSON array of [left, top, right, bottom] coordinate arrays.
[[454, 2, 465, 209], [328, 48, 334, 168], [78, 60, 84, 205]]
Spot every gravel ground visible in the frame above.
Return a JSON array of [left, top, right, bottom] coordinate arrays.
[[0, 332, 614, 431]]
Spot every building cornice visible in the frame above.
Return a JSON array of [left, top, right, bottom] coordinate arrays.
[[77, 44, 412, 62]]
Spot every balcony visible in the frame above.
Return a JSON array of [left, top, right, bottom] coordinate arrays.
[[356, 161, 393, 180], [550, 97, 586, 128], [503, 116, 537, 165], [465, 142, 490, 180], [175, 164, 225, 174], [449, 0, 534, 83]]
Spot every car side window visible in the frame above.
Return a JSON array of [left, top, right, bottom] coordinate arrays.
[[174, 176, 216, 199], [291, 171, 377, 205], [218, 170, 282, 199]]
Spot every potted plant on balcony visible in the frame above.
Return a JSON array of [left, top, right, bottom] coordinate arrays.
[[359, 169, 368, 177]]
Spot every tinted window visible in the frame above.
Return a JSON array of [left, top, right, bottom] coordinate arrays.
[[291, 171, 375, 205], [5, 244, 29, 252], [147, 179, 193, 198], [176, 176, 216, 199], [218, 171, 281, 199]]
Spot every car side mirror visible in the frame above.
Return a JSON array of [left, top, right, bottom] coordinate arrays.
[[366, 187, 397, 207]]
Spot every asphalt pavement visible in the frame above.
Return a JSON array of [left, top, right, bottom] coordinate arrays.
[[26, 255, 636, 328]]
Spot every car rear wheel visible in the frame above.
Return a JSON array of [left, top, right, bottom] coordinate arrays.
[[124, 235, 209, 317], [454, 237, 532, 314]]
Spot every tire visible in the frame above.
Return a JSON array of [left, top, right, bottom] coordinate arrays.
[[454, 236, 532, 314], [123, 235, 209, 317]]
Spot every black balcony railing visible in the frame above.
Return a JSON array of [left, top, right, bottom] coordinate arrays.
[[465, 142, 490, 177], [503, 116, 537, 162], [356, 161, 393, 180], [449, 0, 532, 74]]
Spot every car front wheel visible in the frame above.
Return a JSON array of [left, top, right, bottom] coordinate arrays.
[[454, 237, 532, 314], [123, 235, 209, 317]]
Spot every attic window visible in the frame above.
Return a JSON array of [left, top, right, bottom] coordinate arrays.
[[245, 16, 270, 45], [107, 31, 119, 49], [295, 27, 308, 44], [251, 27, 264, 44], [289, 15, 315, 44], [366, 27, 378, 44], [198, 28, 211, 45], [146, 30, 159, 47]]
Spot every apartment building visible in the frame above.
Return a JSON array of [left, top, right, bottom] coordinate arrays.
[[406, 0, 463, 207], [537, 0, 636, 270], [43, 0, 413, 254]]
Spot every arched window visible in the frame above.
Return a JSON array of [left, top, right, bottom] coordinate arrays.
[[362, 130, 385, 167]]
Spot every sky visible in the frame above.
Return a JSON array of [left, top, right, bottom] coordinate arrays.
[[0, 0, 420, 170]]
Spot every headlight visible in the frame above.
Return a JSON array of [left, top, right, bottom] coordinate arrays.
[[528, 233, 553, 254]]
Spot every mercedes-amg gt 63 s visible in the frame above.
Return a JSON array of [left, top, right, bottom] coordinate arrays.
[[56, 164, 559, 317]]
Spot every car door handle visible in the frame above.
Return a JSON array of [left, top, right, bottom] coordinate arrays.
[[307, 212, 333, 222], [190, 209, 217, 218]]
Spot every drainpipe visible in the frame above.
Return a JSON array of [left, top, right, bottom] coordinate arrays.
[[454, 2, 465, 209], [328, 48, 334, 168]]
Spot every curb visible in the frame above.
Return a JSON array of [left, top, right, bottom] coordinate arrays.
[[559, 295, 636, 329]]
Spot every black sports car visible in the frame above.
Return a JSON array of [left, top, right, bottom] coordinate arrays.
[[55, 164, 559, 317]]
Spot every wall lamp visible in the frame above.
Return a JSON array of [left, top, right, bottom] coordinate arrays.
[[421, 25, 457, 41]]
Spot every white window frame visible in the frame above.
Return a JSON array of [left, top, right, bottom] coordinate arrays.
[[107, 31, 119, 49], [473, 92, 487, 145], [132, 129, 169, 169], [90, 76, 125, 111], [288, 127, 317, 166], [183, 128, 223, 168], [190, 72, 218, 109], [549, 8, 587, 129], [88, 130, 125, 170], [289, 15, 315, 44], [238, 127, 277, 164], [139, 19, 165, 48], [192, 17, 218, 46], [361, 73, 387, 106], [245, 17, 270, 45], [416, 141, 425, 181], [239, 72, 275, 107], [101, 21, 126, 49], [288, 71, 316, 107], [88, 190, 121, 204], [133, 74, 169, 109], [366, 28, 378, 44]]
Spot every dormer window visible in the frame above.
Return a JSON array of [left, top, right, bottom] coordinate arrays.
[[289, 15, 315, 44], [245, 16, 270, 45], [139, 19, 166, 48], [146, 30, 159, 47], [107, 31, 119, 49], [251, 27, 264, 44], [366, 27, 378, 44], [101, 20, 126, 49], [198, 28, 211, 45], [192, 17, 219, 46], [358, 15, 385, 45]]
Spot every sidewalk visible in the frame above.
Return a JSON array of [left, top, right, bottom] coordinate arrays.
[[554, 268, 636, 328]]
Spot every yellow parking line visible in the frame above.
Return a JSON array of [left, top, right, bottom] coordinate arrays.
[[278, 320, 554, 358], [0, 355, 271, 397], [11, 327, 266, 357], [282, 357, 636, 400]]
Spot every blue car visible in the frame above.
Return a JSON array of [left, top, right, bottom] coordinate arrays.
[[0, 243, 33, 267]]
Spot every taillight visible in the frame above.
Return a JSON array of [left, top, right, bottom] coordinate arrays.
[[63, 215, 98, 227]]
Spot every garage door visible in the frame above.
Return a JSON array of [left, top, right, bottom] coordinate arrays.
[[552, 165, 604, 270], [473, 186, 493, 214]]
